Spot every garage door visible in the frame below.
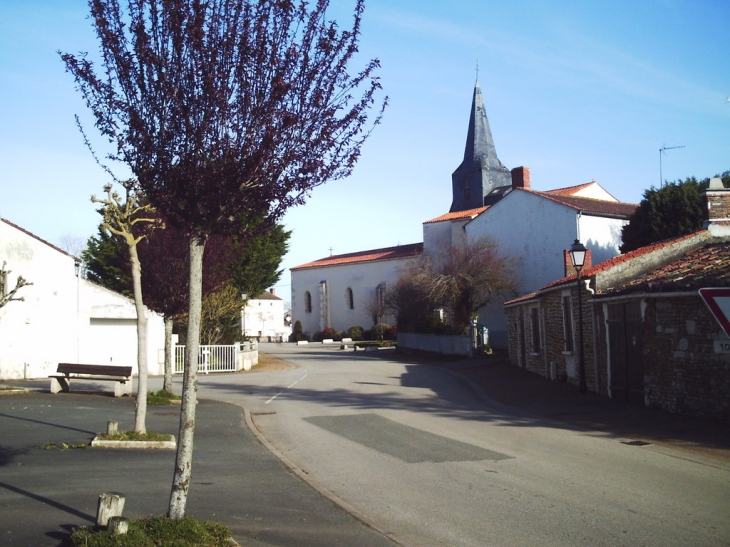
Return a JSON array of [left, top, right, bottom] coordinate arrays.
[[87, 318, 138, 370]]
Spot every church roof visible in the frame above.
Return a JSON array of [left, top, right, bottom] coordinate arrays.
[[291, 243, 423, 271], [423, 206, 488, 224]]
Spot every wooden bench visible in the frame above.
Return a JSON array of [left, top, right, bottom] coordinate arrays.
[[50, 363, 133, 397]]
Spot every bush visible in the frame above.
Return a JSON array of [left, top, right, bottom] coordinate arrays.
[[321, 327, 336, 340], [312, 331, 323, 342], [334, 331, 345, 341], [372, 323, 390, 340], [347, 325, 364, 341], [293, 320, 303, 335], [385, 323, 398, 340]]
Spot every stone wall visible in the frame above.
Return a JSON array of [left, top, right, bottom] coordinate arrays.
[[641, 295, 730, 420]]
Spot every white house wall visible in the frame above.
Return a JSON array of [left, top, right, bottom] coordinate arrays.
[[291, 257, 414, 336], [465, 191, 626, 348], [243, 297, 287, 339], [0, 220, 165, 379]]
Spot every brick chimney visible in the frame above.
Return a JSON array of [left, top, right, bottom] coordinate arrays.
[[702, 178, 730, 236], [511, 166, 530, 190], [564, 248, 592, 277], [269, 287, 275, 295]]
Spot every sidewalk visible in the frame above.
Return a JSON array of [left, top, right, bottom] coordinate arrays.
[[418, 354, 730, 464], [0, 390, 399, 547]]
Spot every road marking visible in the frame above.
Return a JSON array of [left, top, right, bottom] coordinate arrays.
[[266, 369, 308, 404]]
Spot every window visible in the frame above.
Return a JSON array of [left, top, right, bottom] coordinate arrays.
[[305, 291, 312, 313], [562, 295, 574, 352], [530, 307, 541, 353], [345, 288, 354, 310]]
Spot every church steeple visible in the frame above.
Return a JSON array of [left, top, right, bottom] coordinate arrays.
[[449, 81, 511, 212]]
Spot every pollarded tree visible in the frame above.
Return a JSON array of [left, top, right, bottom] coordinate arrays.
[[620, 171, 729, 253], [62, 0, 385, 519], [0, 262, 32, 309], [91, 180, 158, 434]]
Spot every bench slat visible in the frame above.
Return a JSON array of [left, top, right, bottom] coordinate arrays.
[[57, 363, 132, 378]]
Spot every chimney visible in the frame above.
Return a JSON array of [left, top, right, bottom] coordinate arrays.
[[269, 287, 275, 295], [511, 166, 530, 190], [702, 178, 730, 236], [564, 248, 592, 277]]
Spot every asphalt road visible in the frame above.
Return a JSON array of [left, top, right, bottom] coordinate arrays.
[[215, 344, 730, 547], [7, 344, 728, 547]]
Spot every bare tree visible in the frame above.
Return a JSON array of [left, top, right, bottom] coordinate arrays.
[[392, 238, 520, 333], [92, 181, 158, 434], [0, 262, 32, 309], [62, 0, 385, 519]]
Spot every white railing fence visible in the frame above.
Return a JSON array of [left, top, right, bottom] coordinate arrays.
[[174, 344, 239, 374]]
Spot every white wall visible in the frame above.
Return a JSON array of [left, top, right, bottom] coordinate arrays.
[[465, 191, 627, 348], [291, 256, 414, 336], [242, 295, 288, 339], [0, 219, 165, 379]]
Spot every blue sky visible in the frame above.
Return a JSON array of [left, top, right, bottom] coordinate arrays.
[[1, 0, 728, 303]]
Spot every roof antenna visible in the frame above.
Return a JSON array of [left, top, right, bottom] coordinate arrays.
[[659, 145, 685, 187]]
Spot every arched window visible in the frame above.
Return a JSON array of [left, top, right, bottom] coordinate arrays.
[[305, 291, 312, 313], [345, 288, 354, 310]]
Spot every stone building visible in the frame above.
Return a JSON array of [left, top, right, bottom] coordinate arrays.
[[505, 179, 730, 419]]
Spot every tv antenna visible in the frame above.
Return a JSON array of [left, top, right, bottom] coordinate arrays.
[[659, 145, 685, 187]]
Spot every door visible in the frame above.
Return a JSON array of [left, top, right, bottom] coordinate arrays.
[[607, 301, 644, 405]]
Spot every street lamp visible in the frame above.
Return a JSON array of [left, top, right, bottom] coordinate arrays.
[[569, 239, 587, 395]]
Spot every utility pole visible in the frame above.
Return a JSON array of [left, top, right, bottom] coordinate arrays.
[[659, 145, 685, 187]]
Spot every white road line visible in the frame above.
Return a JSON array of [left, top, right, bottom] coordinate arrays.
[[266, 369, 308, 404]]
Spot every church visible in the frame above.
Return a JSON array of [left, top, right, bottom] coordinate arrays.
[[290, 81, 637, 347]]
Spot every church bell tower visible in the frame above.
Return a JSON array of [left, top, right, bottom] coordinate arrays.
[[449, 82, 511, 213]]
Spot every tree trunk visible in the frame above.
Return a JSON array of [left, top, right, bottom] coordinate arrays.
[[168, 235, 206, 520], [129, 244, 148, 434], [163, 316, 174, 393]]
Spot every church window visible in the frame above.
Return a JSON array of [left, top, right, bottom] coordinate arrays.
[[304, 291, 312, 313], [345, 288, 354, 310]]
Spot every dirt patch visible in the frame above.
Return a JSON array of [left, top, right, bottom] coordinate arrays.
[[252, 352, 295, 372]]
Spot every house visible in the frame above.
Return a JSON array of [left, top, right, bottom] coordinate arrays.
[[290, 80, 636, 344], [242, 288, 290, 341], [0, 218, 165, 379], [462, 170, 637, 347], [504, 179, 730, 420]]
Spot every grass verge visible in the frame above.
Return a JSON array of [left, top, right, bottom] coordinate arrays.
[[95, 431, 172, 442], [147, 389, 181, 406], [69, 515, 236, 546]]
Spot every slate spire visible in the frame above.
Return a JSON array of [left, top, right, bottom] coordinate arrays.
[[449, 81, 511, 212]]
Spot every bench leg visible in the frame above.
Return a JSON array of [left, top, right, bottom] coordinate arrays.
[[115, 381, 133, 397], [50, 377, 70, 394]]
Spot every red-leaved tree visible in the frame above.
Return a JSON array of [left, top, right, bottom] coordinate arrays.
[[61, 0, 385, 518]]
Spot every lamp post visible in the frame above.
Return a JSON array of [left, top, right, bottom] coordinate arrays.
[[569, 239, 588, 394]]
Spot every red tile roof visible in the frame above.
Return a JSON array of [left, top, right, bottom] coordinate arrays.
[[601, 239, 730, 295], [544, 181, 596, 196], [523, 189, 638, 218], [423, 207, 489, 224], [540, 232, 703, 292], [291, 243, 424, 271]]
